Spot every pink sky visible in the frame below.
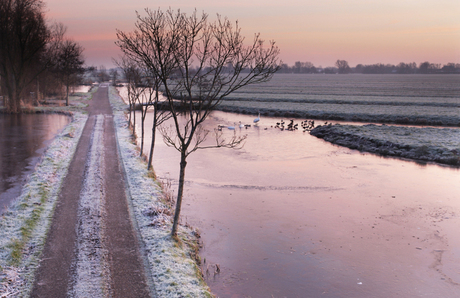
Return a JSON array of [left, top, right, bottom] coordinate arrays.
[[45, 0, 460, 68]]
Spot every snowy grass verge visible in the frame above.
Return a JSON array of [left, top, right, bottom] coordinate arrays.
[[0, 111, 88, 297], [108, 87, 213, 298], [311, 124, 460, 166]]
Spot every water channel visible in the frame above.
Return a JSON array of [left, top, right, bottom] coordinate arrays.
[[134, 109, 460, 297], [0, 113, 70, 210]]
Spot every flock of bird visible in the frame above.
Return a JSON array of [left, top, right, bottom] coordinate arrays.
[[217, 113, 316, 132], [274, 119, 315, 132]]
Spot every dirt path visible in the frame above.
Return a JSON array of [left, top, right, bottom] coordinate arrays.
[[30, 84, 151, 297]]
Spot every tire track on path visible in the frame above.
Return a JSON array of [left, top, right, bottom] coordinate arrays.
[[31, 85, 151, 297], [69, 114, 110, 297]]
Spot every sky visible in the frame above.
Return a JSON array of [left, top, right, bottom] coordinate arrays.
[[45, 0, 460, 68]]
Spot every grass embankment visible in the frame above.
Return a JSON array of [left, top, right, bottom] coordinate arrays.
[[0, 88, 94, 296], [311, 124, 460, 166], [0, 113, 89, 297]]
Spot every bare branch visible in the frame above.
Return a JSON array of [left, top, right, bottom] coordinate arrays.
[[115, 8, 280, 236]]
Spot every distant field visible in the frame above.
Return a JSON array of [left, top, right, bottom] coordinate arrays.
[[217, 74, 460, 126]]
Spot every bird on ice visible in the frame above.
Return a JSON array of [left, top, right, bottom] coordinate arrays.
[[253, 113, 260, 124]]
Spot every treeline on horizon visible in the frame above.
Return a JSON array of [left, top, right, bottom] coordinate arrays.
[[278, 60, 460, 74]]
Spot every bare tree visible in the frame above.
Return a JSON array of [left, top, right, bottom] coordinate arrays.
[[52, 28, 85, 106], [135, 73, 156, 158], [116, 8, 280, 236], [116, 57, 145, 134], [115, 57, 135, 125], [0, 0, 51, 112], [109, 68, 119, 86], [146, 77, 173, 170], [98, 65, 110, 82], [336, 59, 351, 74], [115, 55, 173, 168]]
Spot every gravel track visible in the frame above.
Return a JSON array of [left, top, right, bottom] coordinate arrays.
[[30, 85, 151, 297]]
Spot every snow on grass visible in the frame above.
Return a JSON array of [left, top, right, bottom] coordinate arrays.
[[0, 111, 88, 297], [311, 124, 460, 166], [35, 86, 97, 113], [331, 124, 460, 151], [108, 87, 213, 298]]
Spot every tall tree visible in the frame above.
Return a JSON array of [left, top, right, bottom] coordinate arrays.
[[117, 58, 144, 133], [110, 68, 119, 86], [116, 8, 280, 236], [0, 0, 52, 112], [145, 75, 172, 170], [52, 26, 85, 106], [336, 59, 351, 74]]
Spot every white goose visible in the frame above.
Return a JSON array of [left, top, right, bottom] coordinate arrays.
[[253, 113, 260, 124]]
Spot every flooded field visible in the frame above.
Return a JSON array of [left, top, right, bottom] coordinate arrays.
[[130, 110, 459, 297], [0, 113, 70, 210], [125, 74, 460, 297]]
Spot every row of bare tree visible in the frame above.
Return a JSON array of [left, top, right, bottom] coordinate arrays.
[[0, 0, 85, 113], [278, 60, 460, 74], [115, 8, 280, 236]]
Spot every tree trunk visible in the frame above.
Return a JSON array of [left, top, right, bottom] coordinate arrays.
[[147, 100, 158, 170], [65, 83, 69, 106], [128, 101, 132, 125], [35, 78, 40, 106], [6, 76, 21, 113], [132, 104, 136, 135], [7, 89, 21, 113], [140, 105, 145, 157], [171, 152, 187, 236]]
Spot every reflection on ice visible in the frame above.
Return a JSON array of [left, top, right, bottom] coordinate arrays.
[[0, 113, 70, 210]]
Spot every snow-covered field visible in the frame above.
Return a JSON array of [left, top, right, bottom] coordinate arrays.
[[216, 74, 460, 126], [218, 99, 460, 126]]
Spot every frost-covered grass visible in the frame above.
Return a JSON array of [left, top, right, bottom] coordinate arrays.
[[228, 73, 460, 100], [329, 124, 460, 151], [41, 87, 98, 111], [0, 111, 88, 297], [108, 87, 213, 297], [311, 124, 460, 166]]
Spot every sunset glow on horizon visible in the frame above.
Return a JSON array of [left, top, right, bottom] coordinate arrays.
[[45, 0, 460, 68]]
